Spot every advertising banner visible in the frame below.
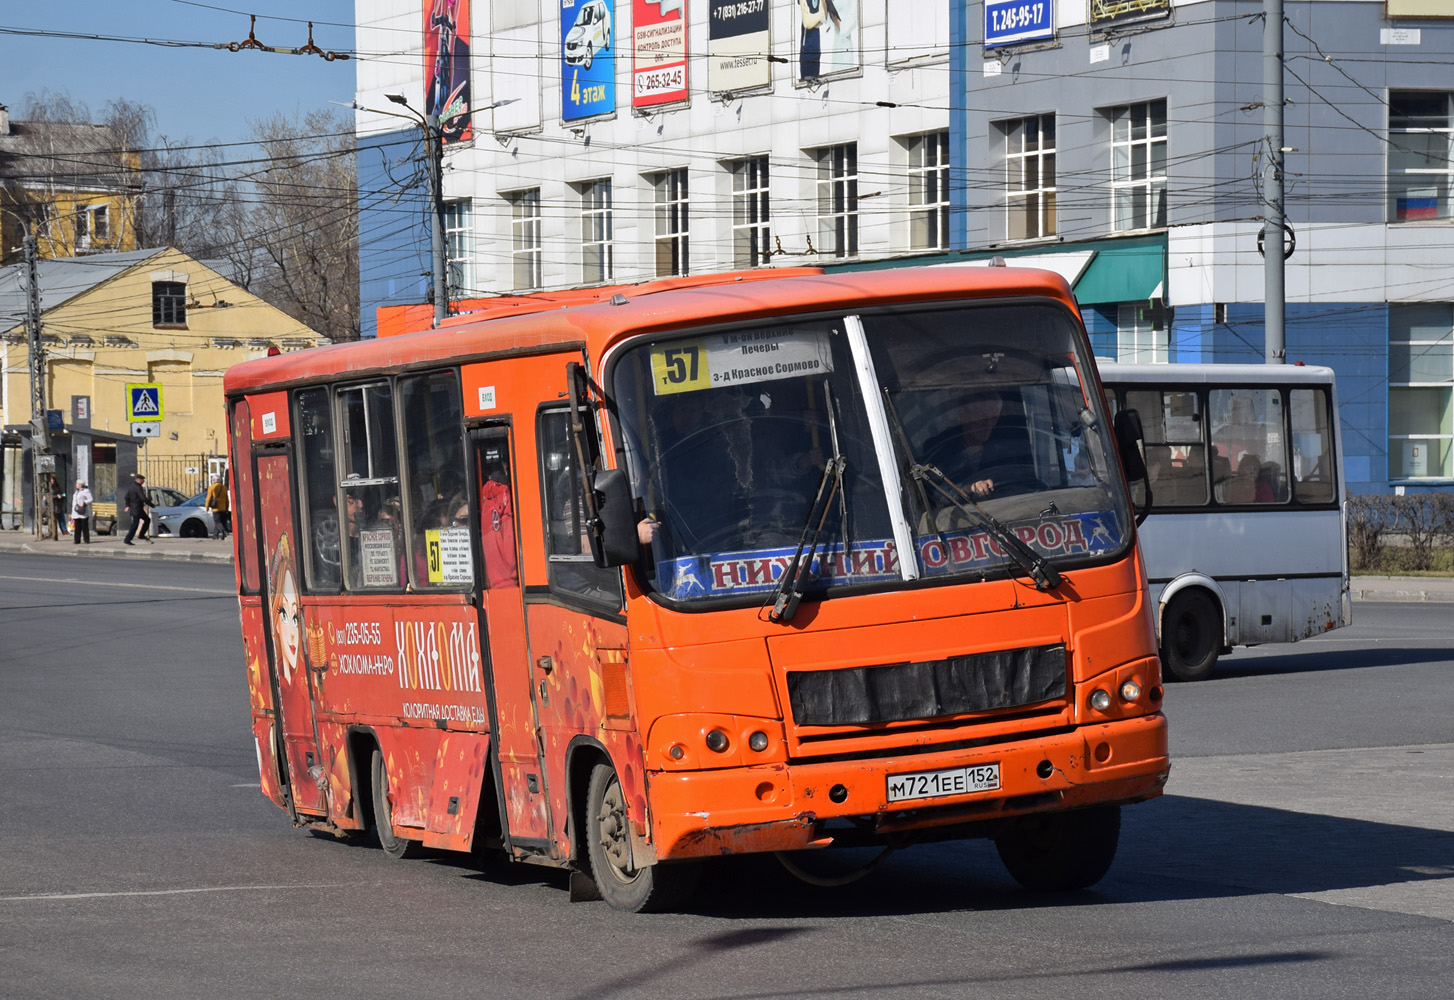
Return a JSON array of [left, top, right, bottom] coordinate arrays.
[[632, 0, 689, 108], [425, 0, 472, 144], [984, 0, 1054, 48], [794, 0, 860, 83], [707, 0, 769, 93], [562, 0, 617, 121]]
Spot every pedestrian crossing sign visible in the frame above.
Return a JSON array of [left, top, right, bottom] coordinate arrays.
[[127, 383, 164, 422]]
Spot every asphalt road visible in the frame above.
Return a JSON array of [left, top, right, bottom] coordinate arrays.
[[1, 553, 1451, 999]]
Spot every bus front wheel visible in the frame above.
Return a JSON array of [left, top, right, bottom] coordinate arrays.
[[995, 804, 1121, 891], [1160, 589, 1222, 682], [585, 763, 698, 912], [371, 748, 416, 860]]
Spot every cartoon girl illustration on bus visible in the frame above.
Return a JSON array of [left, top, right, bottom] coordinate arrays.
[[269, 532, 303, 685]]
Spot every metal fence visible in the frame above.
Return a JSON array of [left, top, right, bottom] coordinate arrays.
[[136, 454, 229, 499]]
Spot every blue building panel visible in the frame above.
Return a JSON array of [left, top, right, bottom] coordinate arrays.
[[358, 127, 433, 339]]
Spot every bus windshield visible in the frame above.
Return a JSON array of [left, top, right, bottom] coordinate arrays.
[[611, 301, 1130, 604]]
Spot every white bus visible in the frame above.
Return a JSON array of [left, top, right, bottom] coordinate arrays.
[[1098, 363, 1350, 681]]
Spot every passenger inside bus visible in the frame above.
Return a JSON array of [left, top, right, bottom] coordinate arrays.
[[342, 476, 404, 588]]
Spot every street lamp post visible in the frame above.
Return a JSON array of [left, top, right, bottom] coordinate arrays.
[[385, 94, 449, 328]]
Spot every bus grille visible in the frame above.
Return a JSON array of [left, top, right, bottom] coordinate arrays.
[[786, 644, 1067, 727]]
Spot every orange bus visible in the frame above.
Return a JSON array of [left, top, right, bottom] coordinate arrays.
[[226, 265, 1168, 911]]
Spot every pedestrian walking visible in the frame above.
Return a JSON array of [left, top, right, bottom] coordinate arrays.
[[70, 480, 93, 545], [205, 474, 231, 539], [122, 473, 152, 545]]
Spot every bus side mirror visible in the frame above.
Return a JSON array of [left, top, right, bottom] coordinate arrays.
[[588, 468, 639, 568], [1113, 409, 1147, 480], [1113, 409, 1153, 525]]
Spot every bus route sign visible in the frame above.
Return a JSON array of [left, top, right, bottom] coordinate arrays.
[[126, 383, 164, 422]]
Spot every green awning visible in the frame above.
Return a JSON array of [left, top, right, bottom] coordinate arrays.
[[1072, 244, 1165, 304]]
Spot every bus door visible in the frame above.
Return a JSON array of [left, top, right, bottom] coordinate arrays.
[[469, 424, 553, 848], [255, 449, 329, 817]]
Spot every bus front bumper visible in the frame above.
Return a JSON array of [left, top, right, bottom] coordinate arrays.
[[644, 712, 1168, 861]]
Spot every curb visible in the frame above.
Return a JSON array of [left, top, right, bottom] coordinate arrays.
[[0, 539, 233, 566]]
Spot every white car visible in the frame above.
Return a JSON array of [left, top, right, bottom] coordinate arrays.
[[153, 491, 218, 539], [564, 0, 611, 69]]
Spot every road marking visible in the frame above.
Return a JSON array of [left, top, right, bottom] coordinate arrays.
[[0, 884, 347, 903], [0, 574, 233, 596], [231, 782, 261, 788]]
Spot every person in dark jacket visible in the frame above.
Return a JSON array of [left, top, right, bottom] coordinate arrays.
[[123, 473, 152, 545]]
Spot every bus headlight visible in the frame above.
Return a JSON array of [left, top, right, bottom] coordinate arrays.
[[1089, 688, 1112, 712], [1119, 680, 1142, 702]]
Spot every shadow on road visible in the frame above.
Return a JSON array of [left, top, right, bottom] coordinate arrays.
[[1207, 642, 1454, 680]]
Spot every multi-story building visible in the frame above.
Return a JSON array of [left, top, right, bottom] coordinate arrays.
[[354, 0, 950, 336], [0, 103, 142, 266], [953, 0, 1454, 494], [354, 0, 1454, 495]]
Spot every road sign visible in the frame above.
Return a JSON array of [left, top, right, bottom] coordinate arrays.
[[131, 423, 160, 438], [127, 383, 164, 422]]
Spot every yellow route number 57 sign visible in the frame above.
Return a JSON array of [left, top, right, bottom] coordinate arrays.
[[126, 383, 164, 422]]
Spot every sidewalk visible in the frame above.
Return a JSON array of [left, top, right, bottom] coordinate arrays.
[[0, 528, 234, 565], [1349, 574, 1454, 603]]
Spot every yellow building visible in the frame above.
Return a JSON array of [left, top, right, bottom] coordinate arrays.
[[0, 105, 140, 266], [1, 246, 322, 519]]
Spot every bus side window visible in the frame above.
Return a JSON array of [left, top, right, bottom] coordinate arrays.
[[399, 371, 471, 589], [338, 382, 403, 590], [1210, 388, 1289, 505], [296, 387, 341, 590], [1127, 389, 1208, 507], [1290, 388, 1336, 504], [538, 408, 622, 607]]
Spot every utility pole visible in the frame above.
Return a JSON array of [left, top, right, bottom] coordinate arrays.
[[23, 233, 53, 537], [424, 112, 448, 328], [1263, 0, 1286, 364]]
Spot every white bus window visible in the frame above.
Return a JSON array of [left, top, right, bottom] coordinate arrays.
[[1210, 388, 1289, 504], [1290, 389, 1335, 504], [1126, 389, 1208, 507]]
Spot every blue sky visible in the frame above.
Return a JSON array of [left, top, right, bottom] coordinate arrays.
[[1, 1, 358, 147]]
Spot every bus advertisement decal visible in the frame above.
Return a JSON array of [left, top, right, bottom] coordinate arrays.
[[655, 512, 1120, 598]]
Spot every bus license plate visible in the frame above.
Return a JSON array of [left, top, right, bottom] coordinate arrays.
[[887, 763, 1000, 804]]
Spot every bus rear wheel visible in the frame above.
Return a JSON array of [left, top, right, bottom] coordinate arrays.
[[995, 804, 1121, 891], [585, 763, 698, 912], [1160, 589, 1221, 682], [371, 748, 416, 860]]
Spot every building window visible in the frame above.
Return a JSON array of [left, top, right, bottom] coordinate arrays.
[[152, 281, 187, 327], [730, 156, 771, 268], [580, 179, 613, 284], [907, 131, 950, 250], [443, 199, 474, 298], [1388, 303, 1454, 479], [814, 143, 858, 258], [91, 205, 109, 241], [1002, 115, 1056, 241], [652, 169, 689, 277], [1108, 100, 1167, 232], [510, 188, 542, 290], [1389, 92, 1453, 222], [1117, 302, 1166, 363]]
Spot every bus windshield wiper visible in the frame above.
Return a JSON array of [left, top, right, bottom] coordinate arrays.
[[913, 463, 1062, 591], [881, 390, 1059, 592], [768, 382, 849, 624]]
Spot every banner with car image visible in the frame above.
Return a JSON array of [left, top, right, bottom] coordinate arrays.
[[632, 0, 688, 108], [562, 0, 617, 121]]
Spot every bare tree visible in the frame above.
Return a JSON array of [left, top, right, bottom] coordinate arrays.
[[233, 109, 360, 342]]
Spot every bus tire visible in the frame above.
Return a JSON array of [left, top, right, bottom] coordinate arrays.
[[994, 804, 1121, 891], [371, 748, 416, 860], [1160, 589, 1221, 682], [585, 763, 698, 913]]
